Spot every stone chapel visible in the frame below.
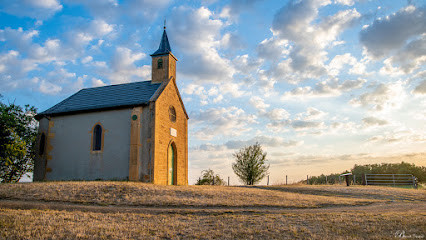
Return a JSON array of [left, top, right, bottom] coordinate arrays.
[[34, 27, 188, 185]]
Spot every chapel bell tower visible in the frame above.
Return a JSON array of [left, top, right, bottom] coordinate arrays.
[[151, 24, 177, 83]]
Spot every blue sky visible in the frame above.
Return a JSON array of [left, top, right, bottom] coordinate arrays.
[[1, 0, 425, 184]]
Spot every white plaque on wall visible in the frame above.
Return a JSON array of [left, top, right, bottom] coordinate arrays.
[[170, 128, 177, 137]]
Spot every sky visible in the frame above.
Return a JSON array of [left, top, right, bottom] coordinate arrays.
[[0, 0, 425, 185]]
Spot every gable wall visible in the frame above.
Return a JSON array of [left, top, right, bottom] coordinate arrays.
[[153, 80, 188, 185], [39, 109, 132, 181]]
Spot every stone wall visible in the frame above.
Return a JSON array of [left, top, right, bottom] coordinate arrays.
[[153, 79, 188, 185]]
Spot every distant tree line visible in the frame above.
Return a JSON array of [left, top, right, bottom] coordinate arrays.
[[308, 162, 426, 185]]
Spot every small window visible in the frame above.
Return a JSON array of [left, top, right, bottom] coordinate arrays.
[[93, 124, 102, 151], [157, 59, 163, 69], [169, 106, 176, 122], [39, 133, 46, 156]]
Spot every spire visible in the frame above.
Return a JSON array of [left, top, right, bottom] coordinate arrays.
[[151, 27, 172, 56]]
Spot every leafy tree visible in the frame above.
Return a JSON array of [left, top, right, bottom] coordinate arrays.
[[0, 95, 38, 183], [232, 142, 269, 185], [195, 169, 225, 185]]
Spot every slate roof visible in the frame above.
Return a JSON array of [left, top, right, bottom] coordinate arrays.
[[36, 81, 162, 119], [151, 29, 172, 56]]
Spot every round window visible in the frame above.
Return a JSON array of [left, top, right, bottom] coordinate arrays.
[[169, 106, 176, 122]]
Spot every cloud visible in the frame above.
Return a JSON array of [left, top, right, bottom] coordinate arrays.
[[296, 107, 327, 121], [413, 80, 426, 95], [327, 53, 366, 76], [191, 106, 257, 140], [63, 0, 170, 23], [219, 0, 263, 20], [225, 135, 303, 149], [232, 54, 263, 75], [368, 129, 425, 144], [264, 108, 290, 121], [169, 6, 235, 83], [270, 0, 361, 79], [362, 116, 389, 127], [291, 120, 325, 130], [108, 47, 149, 84], [39, 79, 62, 95], [282, 78, 366, 99], [256, 37, 289, 61], [249, 96, 270, 111], [350, 82, 406, 111], [91, 77, 106, 87], [0, 0, 63, 20], [0, 50, 37, 90], [360, 5, 426, 59]]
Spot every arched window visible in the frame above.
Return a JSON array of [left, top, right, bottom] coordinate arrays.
[[157, 59, 163, 69], [93, 124, 102, 151], [169, 106, 176, 122], [39, 133, 46, 156]]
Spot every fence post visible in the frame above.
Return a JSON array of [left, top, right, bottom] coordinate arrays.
[[307, 175, 309, 185], [286, 175, 288, 185], [392, 174, 395, 187], [413, 176, 417, 189], [339, 176, 341, 185], [228, 176, 230, 186], [364, 174, 368, 185], [267, 175, 269, 186], [325, 176, 328, 185], [212, 177, 215, 185], [353, 174, 356, 185]]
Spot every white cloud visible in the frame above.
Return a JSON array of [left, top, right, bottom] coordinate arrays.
[[0, 0, 63, 20], [63, 0, 170, 23], [169, 6, 235, 83], [296, 107, 327, 121], [264, 108, 290, 121], [191, 106, 257, 140], [232, 54, 263, 75], [92, 77, 106, 87], [282, 78, 366, 99], [225, 135, 303, 149], [368, 129, 425, 144], [249, 96, 270, 111], [219, 82, 245, 98], [327, 53, 366, 76], [108, 47, 148, 84], [81, 56, 93, 64], [0, 50, 37, 90], [39, 79, 62, 95], [219, 0, 263, 20], [334, 0, 354, 6], [270, 0, 361, 79], [350, 82, 406, 111]]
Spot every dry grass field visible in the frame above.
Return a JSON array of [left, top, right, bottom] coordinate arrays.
[[0, 182, 425, 239]]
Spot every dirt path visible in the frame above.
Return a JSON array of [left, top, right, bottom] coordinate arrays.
[[1, 198, 425, 215]]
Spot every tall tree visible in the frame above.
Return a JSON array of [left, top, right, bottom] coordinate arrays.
[[0, 95, 38, 183], [232, 142, 269, 185]]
